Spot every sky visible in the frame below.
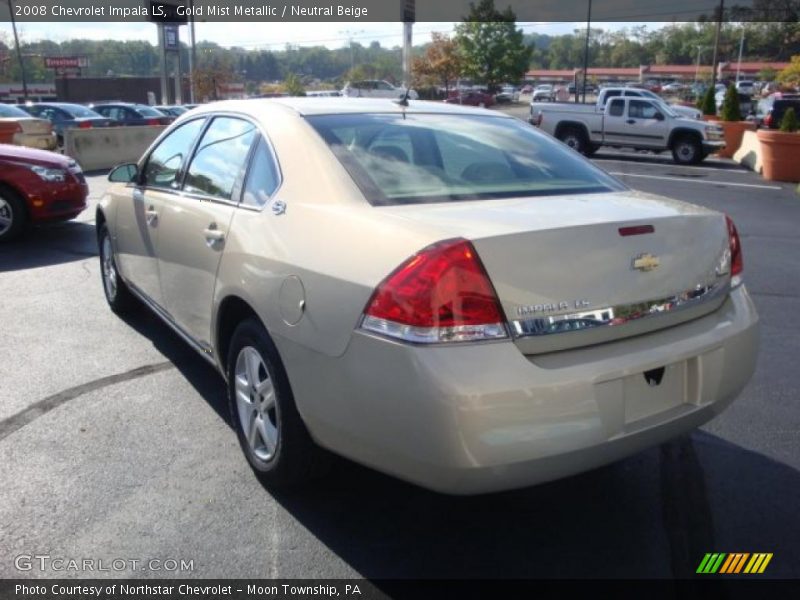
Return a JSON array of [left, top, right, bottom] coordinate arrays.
[[7, 21, 667, 50]]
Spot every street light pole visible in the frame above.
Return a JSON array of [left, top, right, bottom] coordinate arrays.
[[188, 0, 196, 103], [7, 0, 29, 101], [581, 0, 593, 104], [710, 0, 724, 91], [735, 26, 744, 84]]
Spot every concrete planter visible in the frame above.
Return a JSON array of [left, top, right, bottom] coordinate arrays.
[[758, 129, 800, 182], [717, 121, 757, 158]]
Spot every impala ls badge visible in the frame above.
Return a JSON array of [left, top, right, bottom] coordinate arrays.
[[632, 253, 660, 272]]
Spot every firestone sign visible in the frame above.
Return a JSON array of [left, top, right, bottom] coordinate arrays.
[[44, 56, 90, 69]]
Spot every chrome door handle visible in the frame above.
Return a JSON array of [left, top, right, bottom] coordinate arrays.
[[203, 227, 225, 246], [145, 207, 158, 226]]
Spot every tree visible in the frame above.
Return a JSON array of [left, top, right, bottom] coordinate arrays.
[[454, 0, 532, 92], [412, 33, 463, 94], [700, 86, 717, 116], [777, 55, 800, 89], [758, 67, 777, 82], [720, 84, 742, 121], [780, 107, 798, 133], [283, 73, 306, 96]]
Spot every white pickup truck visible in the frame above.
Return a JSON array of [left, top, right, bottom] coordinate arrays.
[[530, 92, 724, 164]]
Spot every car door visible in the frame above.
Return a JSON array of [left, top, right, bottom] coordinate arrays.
[[156, 115, 259, 348], [624, 99, 669, 148], [113, 117, 206, 308], [601, 97, 628, 145]]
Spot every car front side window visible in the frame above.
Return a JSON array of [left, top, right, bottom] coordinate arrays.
[[142, 118, 206, 189]]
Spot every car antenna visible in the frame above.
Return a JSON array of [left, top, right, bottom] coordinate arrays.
[[394, 86, 411, 108]]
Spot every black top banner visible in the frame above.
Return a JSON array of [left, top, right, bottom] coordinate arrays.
[[0, 0, 798, 22]]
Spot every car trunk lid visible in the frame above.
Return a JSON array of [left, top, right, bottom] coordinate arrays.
[[377, 191, 732, 354]]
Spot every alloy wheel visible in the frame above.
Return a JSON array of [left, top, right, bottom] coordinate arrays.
[[235, 346, 280, 462], [0, 196, 13, 237], [101, 235, 118, 301]]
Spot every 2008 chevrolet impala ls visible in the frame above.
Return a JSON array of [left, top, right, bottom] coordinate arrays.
[[97, 98, 758, 494]]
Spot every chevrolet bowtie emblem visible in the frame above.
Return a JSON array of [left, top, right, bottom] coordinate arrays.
[[632, 253, 660, 272]]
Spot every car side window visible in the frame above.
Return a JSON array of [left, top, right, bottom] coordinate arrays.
[[608, 99, 625, 117], [184, 117, 258, 201], [142, 118, 205, 189], [629, 100, 660, 120], [241, 136, 280, 208]]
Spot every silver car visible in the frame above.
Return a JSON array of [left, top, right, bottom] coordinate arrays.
[[98, 99, 759, 494]]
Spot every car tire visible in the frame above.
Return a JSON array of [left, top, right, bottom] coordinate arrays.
[[98, 223, 137, 314], [584, 143, 601, 157], [227, 318, 329, 488], [0, 185, 28, 243], [671, 136, 703, 165], [558, 126, 589, 154]]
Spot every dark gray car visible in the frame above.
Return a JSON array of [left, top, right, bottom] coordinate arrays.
[[22, 103, 114, 145]]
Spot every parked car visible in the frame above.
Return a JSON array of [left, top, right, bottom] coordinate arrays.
[[495, 86, 520, 104], [531, 95, 724, 164], [306, 90, 342, 97], [97, 98, 757, 494], [735, 80, 755, 95], [0, 144, 88, 242], [341, 80, 418, 100], [661, 82, 686, 93], [753, 94, 800, 128], [154, 105, 189, 117], [532, 84, 555, 102], [0, 103, 57, 150], [21, 102, 114, 146], [595, 87, 703, 120], [444, 90, 495, 107], [90, 103, 173, 126]]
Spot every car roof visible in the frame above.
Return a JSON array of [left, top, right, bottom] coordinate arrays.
[[186, 98, 514, 119]]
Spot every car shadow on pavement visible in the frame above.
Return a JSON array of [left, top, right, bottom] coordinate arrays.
[[117, 306, 230, 425], [268, 430, 799, 580], [0, 220, 97, 272], [592, 151, 747, 171]]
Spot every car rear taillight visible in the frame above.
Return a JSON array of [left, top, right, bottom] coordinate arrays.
[[78, 121, 92, 129], [764, 112, 772, 128], [361, 239, 508, 343], [726, 215, 743, 283], [146, 118, 160, 126]]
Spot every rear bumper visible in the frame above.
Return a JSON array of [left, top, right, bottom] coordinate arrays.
[[13, 132, 58, 151], [284, 286, 759, 495]]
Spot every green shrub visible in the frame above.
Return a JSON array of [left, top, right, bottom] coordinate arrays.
[[720, 84, 742, 121], [701, 86, 717, 116], [780, 107, 798, 133]]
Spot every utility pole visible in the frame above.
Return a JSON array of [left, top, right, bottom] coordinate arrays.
[[581, 0, 593, 104], [735, 26, 744, 84], [188, 0, 196, 103], [7, 0, 29, 101], [710, 0, 724, 91], [402, 0, 415, 91]]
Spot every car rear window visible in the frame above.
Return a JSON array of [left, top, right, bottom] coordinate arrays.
[[308, 113, 625, 206], [60, 105, 100, 118], [136, 106, 165, 117], [0, 104, 30, 118]]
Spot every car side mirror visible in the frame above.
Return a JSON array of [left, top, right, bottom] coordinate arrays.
[[654, 112, 665, 121], [108, 163, 138, 183]]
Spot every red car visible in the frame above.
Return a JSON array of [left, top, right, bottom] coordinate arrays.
[[0, 144, 89, 242], [444, 90, 495, 108]]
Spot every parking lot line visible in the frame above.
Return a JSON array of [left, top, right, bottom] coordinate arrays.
[[608, 172, 783, 190]]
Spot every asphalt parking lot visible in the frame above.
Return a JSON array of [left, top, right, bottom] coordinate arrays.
[[1, 139, 799, 581]]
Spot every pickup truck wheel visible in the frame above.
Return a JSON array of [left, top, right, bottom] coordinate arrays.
[[671, 136, 703, 165], [558, 127, 588, 154], [584, 144, 600, 157]]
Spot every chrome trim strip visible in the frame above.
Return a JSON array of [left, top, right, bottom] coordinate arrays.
[[510, 281, 729, 338]]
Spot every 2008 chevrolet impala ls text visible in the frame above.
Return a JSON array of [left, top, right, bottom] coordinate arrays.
[[96, 98, 758, 494]]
